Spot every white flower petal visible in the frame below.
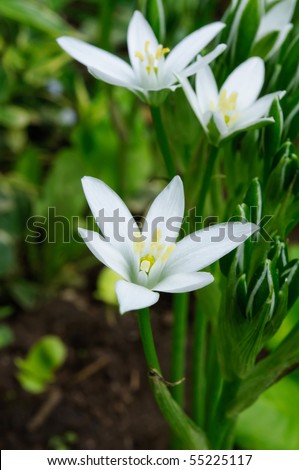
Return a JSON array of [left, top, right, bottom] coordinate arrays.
[[225, 117, 275, 138], [57, 37, 136, 85], [165, 222, 258, 274], [229, 91, 285, 133], [81, 176, 139, 257], [164, 22, 225, 78], [221, 57, 265, 110], [88, 67, 143, 91], [143, 176, 184, 244], [256, 0, 296, 40], [154, 271, 214, 293], [78, 228, 130, 280], [182, 44, 227, 78], [195, 65, 219, 115], [213, 110, 229, 137], [127, 11, 158, 78], [115, 280, 160, 314], [175, 73, 205, 128]]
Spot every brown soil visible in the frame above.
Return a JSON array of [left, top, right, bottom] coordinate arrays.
[[0, 273, 174, 450]]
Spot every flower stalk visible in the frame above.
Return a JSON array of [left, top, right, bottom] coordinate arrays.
[[137, 307, 209, 449], [150, 105, 176, 178]]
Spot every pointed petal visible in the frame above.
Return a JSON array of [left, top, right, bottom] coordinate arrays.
[[256, 0, 296, 40], [221, 57, 265, 110], [78, 228, 130, 280], [182, 44, 227, 78], [81, 176, 139, 257], [165, 222, 258, 274], [154, 271, 214, 293], [175, 73, 205, 128], [195, 65, 218, 115], [229, 91, 285, 132], [88, 67, 143, 91], [143, 176, 184, 244], [115, 280, 159, 314], [127, 11, 158, 77], [164, 22, 225, 77], [57, 37, 136, 85]]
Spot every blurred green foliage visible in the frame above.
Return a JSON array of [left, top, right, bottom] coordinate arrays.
[[15, 335, 67, 393]]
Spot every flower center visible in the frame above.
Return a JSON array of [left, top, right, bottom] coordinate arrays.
[[134, 229, 175, 275], [210, 89, 240, 125], [135, 40, 170, 75]]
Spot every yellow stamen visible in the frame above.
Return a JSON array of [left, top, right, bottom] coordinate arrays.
[[162, 47, 170, 55], [145, 40, 150, 53], [133, 232, 145, 254], [161, 245, 175, 263], [152, 229, 162, 243], [146, 65, 151, 75], [218, 89, 239, 126], [135, 51, 144, 61]]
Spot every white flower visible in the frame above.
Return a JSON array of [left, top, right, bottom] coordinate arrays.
[[176, 57, 285, 144], [57, 11, 226, 105], [254, 0, 296, 59], [78, 175, 258, 314]]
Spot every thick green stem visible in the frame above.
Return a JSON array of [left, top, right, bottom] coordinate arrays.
[[197, 145, 218, 219], [192, 297, 207, 427], [170, 293, 189, 405], [208, 379, 240, 450], [137, 308, 209, 450], [150, 106, 176, 178]]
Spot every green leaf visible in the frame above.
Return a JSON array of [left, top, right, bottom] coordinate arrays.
[[16, 335, 67, 394], [236, 376, 299, 450], [251, 31, 279, 58], [150, 374, 209, 450], [277, 33, 299, 91], [231, 0, 262, 65], [0, 0, 73, 36]]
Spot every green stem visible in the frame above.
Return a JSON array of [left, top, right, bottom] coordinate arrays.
[[138, 308, 161, 372], [208, 379, 239, 450], [197, 145, 218, 219], [150, 106, 176, 178], [192, 296, 207, 427], [170, 293, 189, 405], [137, 307, 209, 450]]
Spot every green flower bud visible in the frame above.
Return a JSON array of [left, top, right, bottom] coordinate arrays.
[[268, 238, 288, 272], [246, 259, 278, 320], [263, 98, 283, 165], [244, 177, 262, 225]]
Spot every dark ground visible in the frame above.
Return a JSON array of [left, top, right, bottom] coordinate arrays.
[[0, 271, 174, 450]]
